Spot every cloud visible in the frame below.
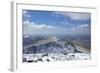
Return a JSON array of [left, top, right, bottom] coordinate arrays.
[[23, 21, 57, 29], [23, 11, 28, 15], [23, 21, 69, 36], [53, 12, 90, 20], [23, 20, 90, 36], [70, 24, 90, 35], [79, 24, 89, 27], [23, 10, 31, 20]]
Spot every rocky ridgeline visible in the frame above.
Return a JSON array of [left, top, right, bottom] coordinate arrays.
[[23, 36, 80, 54]]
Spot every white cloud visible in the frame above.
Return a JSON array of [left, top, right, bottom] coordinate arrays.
[[53, 12, 90, 20], [23, 20, 33, 25], [23, 20, 90, 36], [23, 10, 31, 20], [79, 24, 89, 27], [23, 11, 28, 15], [23, 21, 68, 36], [23, 21, 57, 29], [70, 24, 90, 35]]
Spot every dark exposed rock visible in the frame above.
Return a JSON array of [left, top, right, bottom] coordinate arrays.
[[23, 58, 27, 62], [46, 59, 50, 62], [28, 60, 33, 63], [36, 58, 43, 62], [42, 54, 48, 57]]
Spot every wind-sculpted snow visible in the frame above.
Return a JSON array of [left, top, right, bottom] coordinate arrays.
[[23, 53, 91, 62]]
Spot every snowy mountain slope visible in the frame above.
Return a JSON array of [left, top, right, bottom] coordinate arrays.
[[23, 36, 90, 63]]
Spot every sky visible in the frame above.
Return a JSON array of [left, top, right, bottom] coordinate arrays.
[[22, 10, 91, 36]]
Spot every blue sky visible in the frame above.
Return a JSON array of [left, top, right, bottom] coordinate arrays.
[[22, 10, 91, 36]]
